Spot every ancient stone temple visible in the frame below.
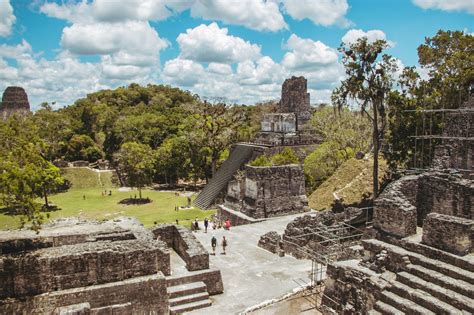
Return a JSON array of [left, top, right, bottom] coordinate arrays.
[[194, 76, 320, 213], [1, 86, 30, 120], [318, 96, 474, 314], [0, 217, 223, 314]]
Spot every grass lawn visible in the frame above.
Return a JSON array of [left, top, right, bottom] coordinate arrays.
[[308, 156, 388, 210], [0, 187, 215, 230]]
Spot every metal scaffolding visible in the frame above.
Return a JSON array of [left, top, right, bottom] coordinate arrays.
[[286, 219, 368, 312]]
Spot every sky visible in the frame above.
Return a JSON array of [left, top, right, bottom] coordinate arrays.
[[0, 0, 473, 110]]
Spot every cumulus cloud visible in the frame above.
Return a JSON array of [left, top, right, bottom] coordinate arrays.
[[40, 1, 169, 81], [282, 34, 339, 70], [0, 0, 16, 37], [162, 58, 206, 87], [40, 0, 173, 23], [412, 0, 474, 14], [342, 29, 395, 47], [283, 0, 350, 27], [177, 23, 261, 63], [186, 0, 287, 31]]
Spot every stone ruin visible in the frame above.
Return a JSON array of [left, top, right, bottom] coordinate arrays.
[[258, 207, 368, 260], [317, 97, 474, 313], [1, 86, 30, 120], [0, 217, 223, 314], [254, 76, 318, 146], [195, 76, 319, 222], [220, 164, 309, 226]]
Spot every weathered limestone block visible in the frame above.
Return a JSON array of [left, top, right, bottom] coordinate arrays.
[[152, 224, 209, 271], [422, 213, 474, 256], [0, 273, 168, 314], [241, 165, 309, 219], [54, 302, 90, 315], [258, 231, 283, 255], [374, 175, 419, 237], [280, 76, 311, 126], [417, 172, 473, 222], [1, 86, 30, 120], [0, 239, 170, 299]]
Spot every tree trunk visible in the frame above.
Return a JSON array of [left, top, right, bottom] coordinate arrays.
[[372, 101, 379, 199], [211, 158, 217, 178], [138, 186, 142, 199], [43, 186, 49, 208]]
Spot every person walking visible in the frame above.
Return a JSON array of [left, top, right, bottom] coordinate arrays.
[[194, 218, 199, 231], [204, 218, 209, 233], [222, 236, 227, 255], [211, 235, 217, 255]]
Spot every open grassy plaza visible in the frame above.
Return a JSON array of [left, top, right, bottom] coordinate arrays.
[[0, 168, 215, 230]]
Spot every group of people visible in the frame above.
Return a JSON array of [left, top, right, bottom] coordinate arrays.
[[191, 217, 231, 232], [211, 235, 227, 255]]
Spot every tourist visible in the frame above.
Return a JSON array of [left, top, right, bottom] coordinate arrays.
[[83, 194, 85, 200], [224, 219, 231, 230], [108, 190, 112, 196], [204, 218, 209, 233], [175, 219, 179, 225], [194, 218, 199, 231], [211, 235, 217, 255], [222, 236, 227, 255]]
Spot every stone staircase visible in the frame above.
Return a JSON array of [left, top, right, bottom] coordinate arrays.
[[167, 281, 211, 314], [365, 239, 474, 314], [194, 144, 257, 209]]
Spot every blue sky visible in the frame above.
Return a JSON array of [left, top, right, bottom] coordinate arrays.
[[0, 0, 472, 110]]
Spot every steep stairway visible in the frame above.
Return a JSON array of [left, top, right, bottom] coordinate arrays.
[[194, 144, 258, 209], [365, 239, 474, 314], [167, 281, 211, 314]]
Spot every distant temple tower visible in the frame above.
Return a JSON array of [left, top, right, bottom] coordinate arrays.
[[279, 76, 312, 128], [1, 86, 30, 120]]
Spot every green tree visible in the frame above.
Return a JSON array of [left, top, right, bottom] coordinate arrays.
[[332, 38, 397, 198], [182, 101, 246, 179], [0, 116, 64, 230], [386, 30, 473, 169], [65, 134, 104, 162], [271, 147, 299, 165], [115, 142, 155, 199]]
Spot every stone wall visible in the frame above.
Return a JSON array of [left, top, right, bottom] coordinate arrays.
[[0, 218, 171, 314], [0, 239, 169, 299], [1, 86, 30, 120], [422, 213, 474, 256], [0, 273, 168, 314], [279, 76, 311, 127], [240, 165, 309, 219], [152, 224, 209, 271], [260, 113, 296, 133], [374, 171, 473, 237], [258, 231, 284, 255]]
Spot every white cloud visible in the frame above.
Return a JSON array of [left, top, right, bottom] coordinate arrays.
[[162, 58, 206, 87], [0, 39, 32, 58], [0, 0, 16, 37], [186, 0, 287, 31], [236, 56, 284, 85], [177, 23, 261, 63], [342, 29, 395, 47], [282, 34, 339, 70], [413, 0, 474, 14], [283, 0, 350, 27], [40, 0, 173, 23]]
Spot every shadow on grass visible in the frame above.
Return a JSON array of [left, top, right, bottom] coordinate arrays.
[[0, 204, 61, 216], [118, 198, 152, 205]]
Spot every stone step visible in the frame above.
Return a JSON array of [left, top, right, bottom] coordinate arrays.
[[169, 298, 212, 315], [169, 291, 209, 307], [167, 281, 207, 299], [373, 300, 404, 315], [388, 279, 461, 314], [380, 290, 435, 315], [363, 239, 474, 285], [368, 310, 382, 315], [397, 271, 473, 313], [408, 252, 474, 285], [405, 264, 474, 298]]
